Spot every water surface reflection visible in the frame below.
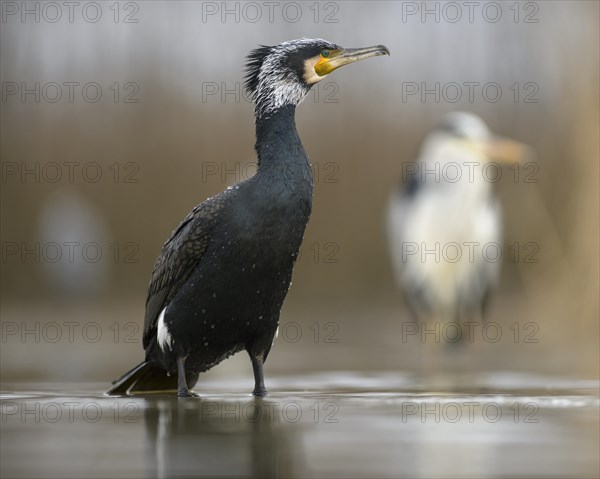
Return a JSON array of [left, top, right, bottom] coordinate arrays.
[[1, 373, 598, 478], [144, 397, 303, 478]]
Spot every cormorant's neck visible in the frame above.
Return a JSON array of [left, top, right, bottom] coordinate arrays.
[[254, 104, 308, 172]]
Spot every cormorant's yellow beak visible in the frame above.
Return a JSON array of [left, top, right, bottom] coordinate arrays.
[[315, 45, 390, 77]]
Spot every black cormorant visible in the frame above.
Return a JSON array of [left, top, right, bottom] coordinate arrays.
[[387, 112, 529, 343], [108, 38, 389, 397]]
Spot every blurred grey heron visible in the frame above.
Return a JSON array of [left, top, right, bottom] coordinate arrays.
[[387, 112, 529, 344]]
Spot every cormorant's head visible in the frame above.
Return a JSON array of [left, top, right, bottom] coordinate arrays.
[[245, 38, 389, 118]]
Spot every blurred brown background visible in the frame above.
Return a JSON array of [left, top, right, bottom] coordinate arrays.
[[1, 1, 598, 383]]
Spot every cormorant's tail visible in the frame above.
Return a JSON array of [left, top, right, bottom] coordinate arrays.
[[106, 362, 199, 396]]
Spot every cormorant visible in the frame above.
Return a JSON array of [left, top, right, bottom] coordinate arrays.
[[108, 39, 389, 397], [387, 112, 529, 343]]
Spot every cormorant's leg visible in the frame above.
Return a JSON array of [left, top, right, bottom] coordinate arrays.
[[177, 356, 193, 397], [250, 354, 268, 397]]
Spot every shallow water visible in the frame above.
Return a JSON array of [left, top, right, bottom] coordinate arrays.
[[2, 373, 599, 479]]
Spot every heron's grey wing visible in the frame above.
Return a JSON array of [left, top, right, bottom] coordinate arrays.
[[386, 180, 432, 321], [386, 186, 415, 281], [468, 197, 503, 320], [142, 194, 227, 348]]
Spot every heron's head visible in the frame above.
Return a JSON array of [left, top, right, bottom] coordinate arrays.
[[423, 112, 531, 167], [245, 38, 389, 118]]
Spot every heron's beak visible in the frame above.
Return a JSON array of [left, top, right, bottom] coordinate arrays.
[[482, 137, 533, 164], [466, 136, 531, 164], [315, 45, 390, 76]]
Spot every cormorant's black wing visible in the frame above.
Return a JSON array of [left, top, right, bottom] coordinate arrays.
[[143, 193, 227, 348]]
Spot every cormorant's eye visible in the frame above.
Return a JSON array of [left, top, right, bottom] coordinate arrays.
[[321, 49, 330, 58]]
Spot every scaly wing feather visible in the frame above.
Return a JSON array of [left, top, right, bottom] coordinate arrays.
[[142, 193, 227, 348]]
